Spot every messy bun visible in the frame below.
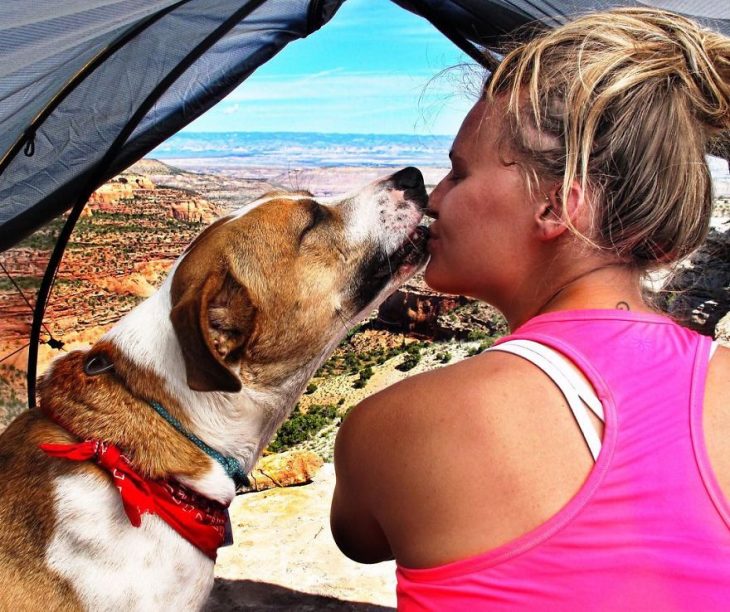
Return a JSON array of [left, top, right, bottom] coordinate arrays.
[[486, 8, 730, 267]]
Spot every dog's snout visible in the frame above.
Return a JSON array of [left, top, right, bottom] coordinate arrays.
[[390, 167, 424, 191]]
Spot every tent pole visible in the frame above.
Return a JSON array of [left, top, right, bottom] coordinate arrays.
[[27, 0, 270, 407], [26, 197, 90, 407]]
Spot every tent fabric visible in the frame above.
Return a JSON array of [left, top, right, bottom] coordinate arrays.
[[0, 0, 729, 254], [0, 0, 347, 253], [395, 0, 730, 45]]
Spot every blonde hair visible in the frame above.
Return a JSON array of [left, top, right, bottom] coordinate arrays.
[[485, 8, 730, 267]]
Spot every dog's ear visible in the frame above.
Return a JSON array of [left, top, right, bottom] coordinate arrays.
[[170, 271, 256, 393]]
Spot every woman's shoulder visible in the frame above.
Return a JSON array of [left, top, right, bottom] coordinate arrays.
[[336, 348, 555, 476], [333, 347, 599, 566], [347, 349, 546, 426]]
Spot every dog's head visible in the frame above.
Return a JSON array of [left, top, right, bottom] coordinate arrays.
[[170, 167, 428, 393]]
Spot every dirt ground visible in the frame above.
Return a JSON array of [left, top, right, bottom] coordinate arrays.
[[206, 463, 396, 611]]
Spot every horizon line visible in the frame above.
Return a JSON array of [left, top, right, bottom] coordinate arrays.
[[173, 129, 456, 138]]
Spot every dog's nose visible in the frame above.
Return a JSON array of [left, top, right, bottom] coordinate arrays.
[[390, 167, 424, 191]]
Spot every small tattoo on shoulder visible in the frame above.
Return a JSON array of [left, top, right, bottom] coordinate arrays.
[[616, 301, 630, 311]]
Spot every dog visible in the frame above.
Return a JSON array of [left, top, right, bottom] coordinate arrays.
[[0, 166, 428, 610]]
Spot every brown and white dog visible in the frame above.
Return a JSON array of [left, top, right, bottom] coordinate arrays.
[[0, 167, 428, 610]]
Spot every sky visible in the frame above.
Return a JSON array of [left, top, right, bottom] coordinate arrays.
[[183, 0, 477, 136]]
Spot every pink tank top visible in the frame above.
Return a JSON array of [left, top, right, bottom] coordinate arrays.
[[396, 310, 730, 610]]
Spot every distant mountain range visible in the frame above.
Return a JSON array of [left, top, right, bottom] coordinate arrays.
[[149, 131, 453, 168], [150, 132, 730, 197]]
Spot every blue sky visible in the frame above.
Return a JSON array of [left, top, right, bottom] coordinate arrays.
[[184, 0, 476, 136]]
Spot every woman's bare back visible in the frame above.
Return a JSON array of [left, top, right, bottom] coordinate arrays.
[[333, 342, 730, 569]]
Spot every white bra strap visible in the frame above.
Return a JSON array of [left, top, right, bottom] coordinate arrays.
[[487, 340, 603, 462], [709, 340, 719, 361], [506, 340, 604, 421]]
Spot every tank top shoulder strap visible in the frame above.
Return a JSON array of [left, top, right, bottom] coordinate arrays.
[[486, 339, 604, 461]]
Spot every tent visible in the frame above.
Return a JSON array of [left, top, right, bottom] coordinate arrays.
[[1, 0, 729, 405]]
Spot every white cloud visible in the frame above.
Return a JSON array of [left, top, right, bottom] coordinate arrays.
[[223, 68, 472, 105], [186, 63, 476, 135], [189, 90, 470, 136]]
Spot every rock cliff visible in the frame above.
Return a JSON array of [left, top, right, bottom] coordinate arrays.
[[169, 197, 219, 224], [89, 173, 218, 224], [88, 175, 154, 207], [377, 277, 505, 340], [377, 284, 468, 337], [658, 216, 730, 337]]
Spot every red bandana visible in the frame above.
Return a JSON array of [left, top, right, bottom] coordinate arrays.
[[39, 440, 231, 560]]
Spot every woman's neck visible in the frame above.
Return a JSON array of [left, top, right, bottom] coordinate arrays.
[[505, 263, 653, 331]]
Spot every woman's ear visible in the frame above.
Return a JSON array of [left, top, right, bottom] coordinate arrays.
[[534, 181, 585, 241]]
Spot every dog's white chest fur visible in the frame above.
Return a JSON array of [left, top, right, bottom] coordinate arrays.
[[46, 472, 214, 611]]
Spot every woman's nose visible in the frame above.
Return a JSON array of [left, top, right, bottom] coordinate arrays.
[[427, 174, 448, 214]]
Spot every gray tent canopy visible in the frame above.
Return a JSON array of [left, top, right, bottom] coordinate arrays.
[[1, 0, 728, 254], [0, 0, 728, 406]]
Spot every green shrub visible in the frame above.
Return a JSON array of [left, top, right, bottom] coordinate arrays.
[[396, 351, 421, 372], [338, 323, 363, 347], [437, 351, 452, 364], [305, 382, 318, 394], [344, 352, 359, 370], [478, 338, 496, 351], [267, 404, 338, 453], [386, 346, 403, 359], [467, 329, 489, 341], [406, 343, 418, 354], [0, 275, 42, 292], [465, 339, 495, 356], [352, 365, 374, 389]]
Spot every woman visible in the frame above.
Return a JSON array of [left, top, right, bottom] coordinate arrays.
[[330, 8, 730, 610]]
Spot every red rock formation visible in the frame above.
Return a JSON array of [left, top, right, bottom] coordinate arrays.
[[88, 180, 135, 207], [88, 174, 154, 208], [124, 175, 155, 190], [377, 286, 469, 338], [169, 198, 218, 224], [243, 450, 324, 492], [96, 273, 155, 298]]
